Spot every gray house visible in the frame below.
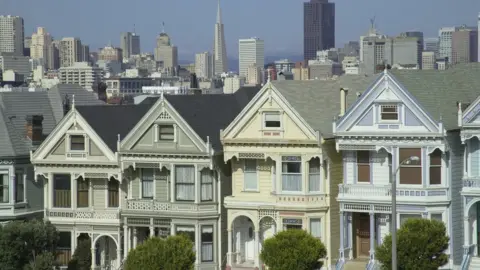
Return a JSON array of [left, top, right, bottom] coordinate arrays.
[[0, 84, 103, 222]]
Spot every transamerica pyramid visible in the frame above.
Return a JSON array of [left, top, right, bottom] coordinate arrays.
[[213, 0, 228, 75]]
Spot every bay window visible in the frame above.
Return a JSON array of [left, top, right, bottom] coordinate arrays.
[[0, 173, 8, 203], [176, 225, 195, 243], [282, 156, 302, 192], [399, 214, 422, 226], [201, 226, 214, 262], [54, 174, 71, 208], [108, 179, 119, 207], [244, 160, 258, 191], [308, 158, 321, 192], [141, 169, 154, 199], [399, 148, 422, 185], [429, 149, 442, 185], [310, 218, 322, 239], [77, 178, 89, 207], [357, 151, 370, 183], [283, 218, 302, 230], [175, 165, 195, 201], [201, 169, 213, 201], [14, 171, 24, 203]]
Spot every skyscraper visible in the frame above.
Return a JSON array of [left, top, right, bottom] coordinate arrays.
[[154, 31, 178, 72], [59, 37, 82, 67], [195, 52, 213, 79], [303, 0, 335, 62], [238, 38, 264, 78], [31, 27, 53, 69], [213, 0, 228, 75], [0, 15, 24, 56], [452, 27, 478, 64], [121, 32, 141, 59]]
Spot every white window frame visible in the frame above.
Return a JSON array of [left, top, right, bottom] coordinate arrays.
[[140, 168, 154, 199], [68, 134, 86, 152], [243, 160, 258, 191], [281, 156, 302, 192], [309, 218, 322, 240], [379, 104, 399, 122], [262, 111, 282, 129], [429, 212, 444, 223], [200, 225, 214, 262], [155, 124, 176, 142], [398, 213, 422, 228], [0, 171, 9, 203], [14, 169, 25, 203]]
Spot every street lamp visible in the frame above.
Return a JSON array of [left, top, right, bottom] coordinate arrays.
[[391, 155, 420, 270]]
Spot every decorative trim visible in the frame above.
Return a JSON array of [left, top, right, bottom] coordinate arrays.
[[0, 160, 14, 165]]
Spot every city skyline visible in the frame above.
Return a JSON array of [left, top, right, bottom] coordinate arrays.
[[1, 0, 480, 60]]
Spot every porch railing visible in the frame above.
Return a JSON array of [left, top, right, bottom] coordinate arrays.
[[126, 199, 217, 212], [463, 177, 480, 188], [335, 258, 345, 270], [460, 244, 476, 270], [338, 184, 448, 202], [46, 209, 120, 220]]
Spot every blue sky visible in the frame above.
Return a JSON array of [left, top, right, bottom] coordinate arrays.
[[2, 0, 479, 59]]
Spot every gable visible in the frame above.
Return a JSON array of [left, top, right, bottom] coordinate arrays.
[[32, 109, 116, 163], [222, 83, 318, 142], [335, 72, 441, 135], [462, 97, 480, 126], [121, 99, 207, 154]]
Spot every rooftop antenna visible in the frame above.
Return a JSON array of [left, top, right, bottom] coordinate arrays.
[[162, 22, 165, 34], [133, 23, 136, 34]]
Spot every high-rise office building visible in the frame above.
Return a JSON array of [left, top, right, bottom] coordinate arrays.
[[99, 45, 123, 62], [0, 16, 24, 56], [195, 52, 213, 79], [439, 27, 459, 62], [238, 38, 265, 78], [303, 0, 335, 62], [452, 26, 478, 64], [121, 32, 141, 59], [422, 51, 437, 70], [424, 37, 439, 56], [31, 27, 53, 69], [154, 32, 178, 71], [60, 37, 82, 67], [213, 0, 228, 75]]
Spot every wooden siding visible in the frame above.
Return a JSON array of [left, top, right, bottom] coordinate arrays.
[[325, 141, 342, 264], [92, 179, 106, 208]]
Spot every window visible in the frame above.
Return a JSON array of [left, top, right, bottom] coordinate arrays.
[[0, 174, 8, 203], [108, 179, 119, 207], [282, 156, 302, 192], [380, 105, 398, 120], [357, 151, 370, 183], [399, 214, 422, 226], [14, 171, 24, 203], [141, 169, 154, 198], [310, 218, 322, 239], [77, 178, 89, 207], [399, 148, 422, 185], [159, 125, 175, 141], [201, 226, 214, 262], [431, 213, 443, 222], [201, 169, 213, 201], [430, 149, 442, 185], [283, 218, 302, 230], [272, 161, 276, 193], [175, 165, 195, 201], [176, 225, 195, 243], [264, 112, 281, 128], [308, 158, 321, 192], [70, 135, 85, 151], [54, 174, 71, 208], [57, 232, 72, 266], [244, 160, 258, 191]]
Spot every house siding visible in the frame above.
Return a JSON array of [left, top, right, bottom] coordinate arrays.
[[25, 165, 43, 212], [92, 179, 106, 208], [154, 169, 169, 201]]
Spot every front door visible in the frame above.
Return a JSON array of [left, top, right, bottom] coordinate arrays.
[[356, 213, 370, 258], [245, 226, 255, 261]]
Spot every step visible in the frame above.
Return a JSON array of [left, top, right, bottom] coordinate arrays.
[[344, 260, 368, 270]]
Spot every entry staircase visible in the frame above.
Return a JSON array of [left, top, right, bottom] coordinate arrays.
[[470, 257, 480, 270]]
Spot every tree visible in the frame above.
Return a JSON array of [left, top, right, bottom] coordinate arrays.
[[0, 219, 59, 270], [124, 235, 195, 270], [94, 82, 107, 102], [260, 229, 327, 270], [24, 252, 58, 270], [67, 238, 91, 270], [375, 218, 449, 270]]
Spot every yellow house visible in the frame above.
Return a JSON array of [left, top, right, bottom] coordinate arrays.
[[220, 78, 369, 269]]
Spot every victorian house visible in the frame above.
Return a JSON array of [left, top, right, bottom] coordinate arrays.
[[334, 65, 480, 270], [220, 77, 373, 270], [0, 84, 101, 225], [31, 86, 260, 270]]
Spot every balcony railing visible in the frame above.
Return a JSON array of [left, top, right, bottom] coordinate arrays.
[[463, 177, 480, 188], [126, 199, 217, 213], [338, 184, 448, 202], [46, 209, 120, 220], [276, 194, 327, 206]]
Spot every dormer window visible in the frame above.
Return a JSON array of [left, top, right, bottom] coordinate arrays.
[[70, 135, 85, 151], [159, 125, 175, 141], [380, 105, 398, 121], [264, 112, 281, 128]]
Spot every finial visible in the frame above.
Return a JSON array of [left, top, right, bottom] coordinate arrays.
[[72, 94, 75, 109], [117, 134, 121, 142], [267, 68, 271, 82], [160, 90, 164, 101], [383, 66, 388, 74]]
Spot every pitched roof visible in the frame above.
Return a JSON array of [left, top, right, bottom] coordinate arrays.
[[75, 104, 154, 151], [272, 75, 378, 138], [272, 63, 480, 138], [165, 86, 261, 151], [0, 86, 103, 158]]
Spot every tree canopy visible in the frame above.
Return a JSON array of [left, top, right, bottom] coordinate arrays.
[[124, 235, 195, 270], [0, 219, 59, 270], [67, 237, 91, 270], [260, 229, 326, 270], [375, 218, 449, 270]]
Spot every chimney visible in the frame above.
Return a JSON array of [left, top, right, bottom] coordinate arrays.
[[340, 88, 349, 117], [25, 115, 44, 145]]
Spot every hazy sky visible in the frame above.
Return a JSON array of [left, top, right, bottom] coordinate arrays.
[[2, 0, 480, 59]]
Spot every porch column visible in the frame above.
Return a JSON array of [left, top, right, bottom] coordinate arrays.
[[254, 230, 260, 268], [369, 212, 375, 260], [464, 216, 470, 247], [117, 247, 121, 268], [48, 173, 53, 208], [348, 213, 353, 259], [71, 174, 76, 209], [133, 227, 138, 248], [127, 227, 132, 251], [149, 226, 154, 238], [170, 164, 175, 203], [339, 211, 345, 259], [227, 229, 233, 267], [88, 179, 93, 210], [123, 225, 129, 258], [91, 246, 96, 270]]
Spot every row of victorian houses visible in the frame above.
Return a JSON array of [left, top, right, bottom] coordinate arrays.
[[2, 63, 480, 270]]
